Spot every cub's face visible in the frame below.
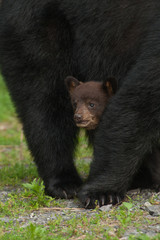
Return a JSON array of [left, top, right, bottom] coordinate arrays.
[[65, 77, 116, 130], [70, 82, 108, 130]]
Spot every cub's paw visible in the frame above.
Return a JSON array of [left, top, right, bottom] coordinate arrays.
[[45, 175, 83, 199], [78, 186, 124, 209]]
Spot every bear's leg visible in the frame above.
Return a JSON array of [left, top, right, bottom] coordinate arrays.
[[2, 68, 82, 198], [31, 103, 82, 199], [0, 2, 82, 199], [129, 164, 153, 190], [78, 42, 160, 208], [3, 72, 82, 198], [130, 147, 160, 191], [146, 147, 160, 189]]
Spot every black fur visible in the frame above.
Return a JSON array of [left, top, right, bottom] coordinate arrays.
[[0, 0, 160, 208]]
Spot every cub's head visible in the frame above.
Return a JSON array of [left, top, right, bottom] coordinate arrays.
[[65, 76, 117, 130]]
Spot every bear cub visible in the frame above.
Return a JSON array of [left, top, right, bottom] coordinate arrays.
[[65, 76, 117, 130]]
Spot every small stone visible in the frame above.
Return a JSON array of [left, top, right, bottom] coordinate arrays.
[[144, 202, 160, 216], [147, 205, 160, 216], [144, 202, 152, 208], [0, 217, 10, 223], [99, 204, 112, 212], [124, 228, 140, 237], [108, 231, 116, 237], [30, 213, 35, 218], [127, 188, 141, 195]]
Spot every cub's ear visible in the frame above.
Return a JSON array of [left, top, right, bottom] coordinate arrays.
[[103, 77, 117, 96], [65, 76, 81, 93]]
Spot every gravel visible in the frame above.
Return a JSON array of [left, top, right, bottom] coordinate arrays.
[[0, 186, 160, 238]]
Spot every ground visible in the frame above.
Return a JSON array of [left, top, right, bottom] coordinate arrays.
[[0, 75, 160, 240]]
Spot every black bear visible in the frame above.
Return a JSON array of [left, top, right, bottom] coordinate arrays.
[[65, 76, 116, 130], [0, 0, 160, 208]]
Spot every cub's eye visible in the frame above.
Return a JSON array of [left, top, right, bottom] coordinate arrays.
[[89, 103, 95, 108]]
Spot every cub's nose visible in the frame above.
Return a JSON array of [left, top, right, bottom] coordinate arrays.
[[74, 113, 82, 122]]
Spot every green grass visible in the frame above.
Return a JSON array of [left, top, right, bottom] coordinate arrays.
[[0, 75, 160, 240], [0, 75, 16, 122], [0, 75, 23, 146]]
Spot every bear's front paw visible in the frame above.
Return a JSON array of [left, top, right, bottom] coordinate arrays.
[[45, 174, 83, 199], [78, 185, 124, 209]]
